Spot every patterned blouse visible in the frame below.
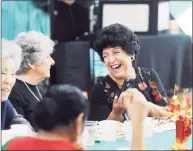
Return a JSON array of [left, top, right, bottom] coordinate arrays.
[[88, 66, 168, 121]]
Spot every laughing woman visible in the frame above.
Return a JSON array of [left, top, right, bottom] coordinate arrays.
[[9, 31, 55, 130], [89, 23, 169, 121]]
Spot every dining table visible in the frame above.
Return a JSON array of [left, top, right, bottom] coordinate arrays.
[[86, 130, 192, 150]]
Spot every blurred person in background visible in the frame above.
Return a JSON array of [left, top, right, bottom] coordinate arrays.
[[9, 31, 55, 130], [50, 0, 89, 85], [1, 39, 32, 130], [2, 85, 167, 150], [51, 0, 89, 42], [89, 23, 169, 121]]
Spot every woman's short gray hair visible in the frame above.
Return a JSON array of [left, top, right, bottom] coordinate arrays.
[[14, 31, 55, 75], [2, 39, 22, 72]]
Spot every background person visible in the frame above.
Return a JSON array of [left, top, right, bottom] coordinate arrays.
[[1, 39, 32, 130], [9, 31, 55, 130]]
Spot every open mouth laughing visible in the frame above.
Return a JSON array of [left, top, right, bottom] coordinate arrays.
[[111, 64, 122, 71]]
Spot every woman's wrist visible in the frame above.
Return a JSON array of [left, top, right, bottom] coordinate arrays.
[[148, 102, 170, 118], [112, 109, 125, 116], [107, 110, 123, 122], [131, 119, 145, 150]]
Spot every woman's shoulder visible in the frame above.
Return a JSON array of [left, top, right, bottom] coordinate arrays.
[[4, 100, 14, 108], [94, 75, 117, 91], [92, 75, 109, 93], [9, 79, 27, 101], [95, 75, 110, 84], [93, 75, 118, 102], [2, 100, 15, 111], [135, 66, 152, 73], [3, 136, 80, 150], [92, 75, 115, 99], [95, 75, 116, 85], [11, 79, 26, 92], [2, 137, 27, 150]]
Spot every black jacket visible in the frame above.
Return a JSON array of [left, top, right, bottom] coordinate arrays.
[[51, 0, 89, 42]]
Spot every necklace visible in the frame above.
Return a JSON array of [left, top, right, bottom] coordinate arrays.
[[23, 81, 43, 102]]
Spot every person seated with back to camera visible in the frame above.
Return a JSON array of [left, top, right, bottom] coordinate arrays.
[[8, 31, 55, 130], [89, 23, 169, 122], [2, 84, 170, 150], [1, 39, 32, 130]]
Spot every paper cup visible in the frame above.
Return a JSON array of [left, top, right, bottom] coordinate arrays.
[[97, 120, 117, 141], [84, 121, 98, 146]]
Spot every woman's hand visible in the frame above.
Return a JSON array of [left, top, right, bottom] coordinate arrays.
[[111, 89, 138, 116], [109, 88, 149, 122], [122, 88, 150, 121], [122, 88, 171, 119], [107, 92, 131, 122], [112, 95, 126, 115]]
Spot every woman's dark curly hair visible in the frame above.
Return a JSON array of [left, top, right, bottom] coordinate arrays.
[[94, 23, 140, 63]]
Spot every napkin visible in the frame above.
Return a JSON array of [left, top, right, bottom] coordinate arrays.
[[152, 118, 176, 133], [96, 120, 117, 141], [124, 118, 153, 142]]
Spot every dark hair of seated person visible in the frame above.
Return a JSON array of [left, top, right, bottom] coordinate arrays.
[[94, 23, 140, 64], [34, 84, 89, 131]]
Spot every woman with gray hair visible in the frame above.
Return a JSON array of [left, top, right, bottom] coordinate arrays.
[[1, 39, 32, 130], [9, 31, 55, 130]]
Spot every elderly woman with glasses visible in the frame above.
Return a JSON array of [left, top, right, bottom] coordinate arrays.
[[1, 39, 31, 130], [9, 31, 55, 130]]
